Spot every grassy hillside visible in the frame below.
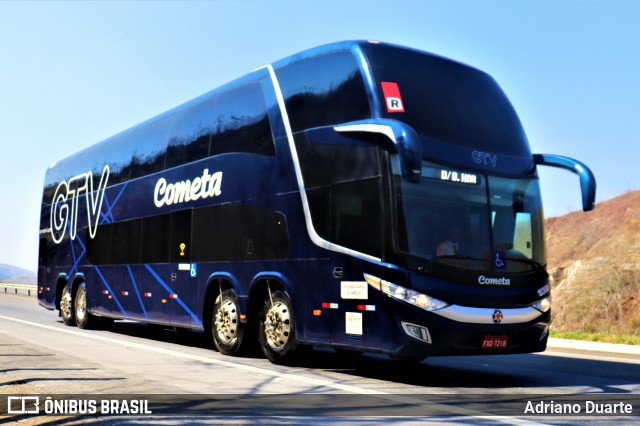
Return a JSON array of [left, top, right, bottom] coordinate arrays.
[[0, 264, 36, 285], [546, 191, 640, 336]]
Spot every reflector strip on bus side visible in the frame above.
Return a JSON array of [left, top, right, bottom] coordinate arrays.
[[262, 64, 381, 264]]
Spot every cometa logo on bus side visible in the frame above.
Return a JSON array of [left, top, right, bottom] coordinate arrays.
[[153, 169, 223, 208]]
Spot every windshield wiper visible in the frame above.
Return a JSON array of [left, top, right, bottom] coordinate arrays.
[[504, 257, 545, 271], [417, 255, 488, 273]]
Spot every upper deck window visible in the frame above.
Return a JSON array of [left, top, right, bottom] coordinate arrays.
[[165, 98, 215, 169], [363, 44, 530, 157], [209, 82, 275, 157], [277, 51, 370, 132]]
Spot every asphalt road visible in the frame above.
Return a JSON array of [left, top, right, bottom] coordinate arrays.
[[1, 292, 639, 425]]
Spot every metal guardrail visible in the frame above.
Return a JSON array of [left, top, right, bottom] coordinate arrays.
[[0, 283, 37, 296]]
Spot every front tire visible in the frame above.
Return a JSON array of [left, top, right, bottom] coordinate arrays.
[[212, 289, 246, 355], [75, 283, 96, 329], [258, 290, 308, 364], [60, 283, 75, 326]]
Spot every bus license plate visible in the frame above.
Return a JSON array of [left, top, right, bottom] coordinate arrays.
[[482, 335, 508, 349]]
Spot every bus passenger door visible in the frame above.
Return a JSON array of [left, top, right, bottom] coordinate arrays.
[[168, 209, 197, 327]]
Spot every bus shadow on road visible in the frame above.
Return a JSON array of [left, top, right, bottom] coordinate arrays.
[[93, 319, 640, 392]]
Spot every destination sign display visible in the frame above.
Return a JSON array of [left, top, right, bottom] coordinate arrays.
[[422, 165, 480, 185]]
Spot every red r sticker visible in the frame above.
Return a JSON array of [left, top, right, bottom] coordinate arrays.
[[381, 82, 405, 113]]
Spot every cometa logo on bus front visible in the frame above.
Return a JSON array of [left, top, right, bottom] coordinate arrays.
[[50, 165, 110, 244], [478, 276, 511, 286], [153, 169, 223, 208]]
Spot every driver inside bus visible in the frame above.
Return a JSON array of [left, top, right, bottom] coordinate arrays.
[[435, 225, 462, 257]]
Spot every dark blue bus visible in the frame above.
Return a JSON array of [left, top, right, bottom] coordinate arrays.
[[38, 41, 596, 364]]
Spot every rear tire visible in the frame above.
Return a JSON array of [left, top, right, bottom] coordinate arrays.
[[212, 289, 246, 355], [60, 283, 75, 326], [258, 290, 309, 364], [75, 283, 96, 329]]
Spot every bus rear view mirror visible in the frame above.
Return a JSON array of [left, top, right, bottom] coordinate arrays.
[[333, 119, 422, 182], [533, 153, 596, 211]]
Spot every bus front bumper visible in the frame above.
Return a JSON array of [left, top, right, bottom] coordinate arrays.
[[386, 308, 550, 358]]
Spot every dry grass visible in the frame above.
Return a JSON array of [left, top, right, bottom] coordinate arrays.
[[546, 190, 640, 338]]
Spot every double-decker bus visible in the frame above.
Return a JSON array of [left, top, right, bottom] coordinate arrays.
[[38, 41, 596, 364]]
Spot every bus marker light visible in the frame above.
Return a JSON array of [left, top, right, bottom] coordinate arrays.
[[169, 294, 178, 299], [108, 295, 112, 300], [240, 314, 247, 321], [102, 290, 109, 295], [121, 291, 129, 296], [161, 299, 167, 304], [143, 292, 152, 298], [322, 302, 339, 309], [357, 305, 376, 311], [313, 310, 322, 316]]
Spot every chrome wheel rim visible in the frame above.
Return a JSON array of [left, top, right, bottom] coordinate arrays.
[[60, 286, 72, 320], [264, 301, 291, 351], [75, 286, 87, 323], [215, 298, 238, 345]]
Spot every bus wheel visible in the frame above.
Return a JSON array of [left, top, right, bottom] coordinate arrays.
[[212, 289, 245, 355], [60, 283, 75, 326], [75, 283, 96, 329], [259, 290, 306, 364]]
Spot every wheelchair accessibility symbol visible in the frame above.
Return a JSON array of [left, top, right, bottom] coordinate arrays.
[[494, 251, 506, 270], [190, 264, 197, 278]]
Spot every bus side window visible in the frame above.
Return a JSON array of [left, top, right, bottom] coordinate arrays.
[[86, 223, 113, 265], [210, 82, 275, 157], [165, 99, 214, 169], [170, 210, 192, 263], [39, 238, 48, 266], [111, 219, 142, 264], [130, 120, 170, 180], [277, 51, 370, 132], [140, 215, 171, 263]]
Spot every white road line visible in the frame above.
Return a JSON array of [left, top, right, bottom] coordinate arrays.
[[0, 314, 548, 425], [0, 314, 378, 394], [540, 350, 640, 364]]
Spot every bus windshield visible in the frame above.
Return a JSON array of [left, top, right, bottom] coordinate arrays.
[[396, 162, 546, 274]]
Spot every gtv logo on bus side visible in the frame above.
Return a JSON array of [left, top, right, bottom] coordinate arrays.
[[50, 165, 110, 244]]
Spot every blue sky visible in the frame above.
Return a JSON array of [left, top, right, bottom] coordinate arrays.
[[1, 1, 638, 271]]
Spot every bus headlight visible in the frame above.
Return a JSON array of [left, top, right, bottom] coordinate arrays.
[[364, 273, 449, 312], [532, 296, 551, 313]]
